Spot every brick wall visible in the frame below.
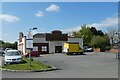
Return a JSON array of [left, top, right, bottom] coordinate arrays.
[[109, 49, 119, 53], [94, 48, 100, 52]]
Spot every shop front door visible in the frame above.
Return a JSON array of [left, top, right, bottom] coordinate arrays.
[[55, 46, 62, 53]]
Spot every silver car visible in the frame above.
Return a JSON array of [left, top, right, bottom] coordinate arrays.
[[4, 50, 22, 64]]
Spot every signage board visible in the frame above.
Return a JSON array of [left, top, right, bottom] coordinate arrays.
[[26, 39, 33, 49], [26, 30, 33, 49]]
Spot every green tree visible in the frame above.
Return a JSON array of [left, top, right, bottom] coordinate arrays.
[[91, 35, 110, 51], [70, 25, 110, 48], [90, 27, 104, 36], [2, 42, 17, 49], [2, 42, 13, 49], [71, 25, 93, 46], [0, 40, 5, 48], [79, 25, 93, 46], [12, 42, 18, 49]]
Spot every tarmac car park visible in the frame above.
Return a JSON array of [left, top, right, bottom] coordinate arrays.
[[2, 52, 118, 78]]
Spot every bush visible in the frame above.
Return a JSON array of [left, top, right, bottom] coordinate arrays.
[[100, 46, 106, 52], [105, 46, 112, 50], [91, 35, 110, 49]]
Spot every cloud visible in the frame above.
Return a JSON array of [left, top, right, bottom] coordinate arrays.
[[46, 4, 60, 12], [63, 26, 81, 32], [63, 13, 118, 33], [0, 14, 19, 22], [88, 15, 118, 30], [35, 11, 44, 17]]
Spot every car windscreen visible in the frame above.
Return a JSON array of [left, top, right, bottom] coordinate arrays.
[[6, 51, 21, 56]]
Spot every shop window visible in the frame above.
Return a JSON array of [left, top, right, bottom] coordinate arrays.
[[33, 46, 38, 51], [42, 46, 47, 51]]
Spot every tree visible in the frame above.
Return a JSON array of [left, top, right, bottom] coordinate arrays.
[[97, 30, 104, 36], [0, 40, 5, 48], [70, 25, 110, 48], [71, 25, 93, 46], [91, 35, 110, 51], [79, 25, 93, 46], [107, 28, 118, 46], [2, 41, 17, 49], [12, 42, 17, 49], [2, 42, 13, 49], [90, 27, 98, 35], [90, 27, 104, 36]]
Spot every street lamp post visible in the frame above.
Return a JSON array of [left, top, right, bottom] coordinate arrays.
[[26, 27, 37, 66]]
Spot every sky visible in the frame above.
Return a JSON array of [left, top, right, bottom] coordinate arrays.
[[0, 2, 118, 42]]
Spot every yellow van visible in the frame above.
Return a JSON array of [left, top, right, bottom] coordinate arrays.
[[63, 42, 83, 55]]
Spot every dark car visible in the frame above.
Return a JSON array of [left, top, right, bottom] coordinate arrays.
[[0, 50, 5, 56]]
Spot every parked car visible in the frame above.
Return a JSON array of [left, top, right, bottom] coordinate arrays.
[[0, 50, 5, 56], [4, 48, 12, 52], [84, 46, 93, 52], [4, 50, 22, 64]]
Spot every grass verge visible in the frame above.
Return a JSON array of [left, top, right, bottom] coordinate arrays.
[[2, 57, 52, 70]]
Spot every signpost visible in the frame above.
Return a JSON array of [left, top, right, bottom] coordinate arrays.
[[26, 27, 37, 66], [26, 40, 33, 66], [26, 30, 33, 66]]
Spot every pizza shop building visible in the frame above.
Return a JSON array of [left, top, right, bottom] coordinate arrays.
[[18, 30, 83, 55]]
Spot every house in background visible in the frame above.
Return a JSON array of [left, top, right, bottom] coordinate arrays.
[[18, 30, 83, 56]]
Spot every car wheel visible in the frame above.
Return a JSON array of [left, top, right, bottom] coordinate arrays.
[[5, 62, 10, 65], [66, 53, 70, 55], [4, 62, 7, 65]]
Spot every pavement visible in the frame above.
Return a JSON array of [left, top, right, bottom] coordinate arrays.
[[2, 52, 118, 78]]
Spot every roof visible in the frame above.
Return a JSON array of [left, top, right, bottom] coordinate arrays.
[[33, 30, 68, 41], [33, 33, 45, 38], [6, 50, 19, 52], [46, 33, 68, 41]]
